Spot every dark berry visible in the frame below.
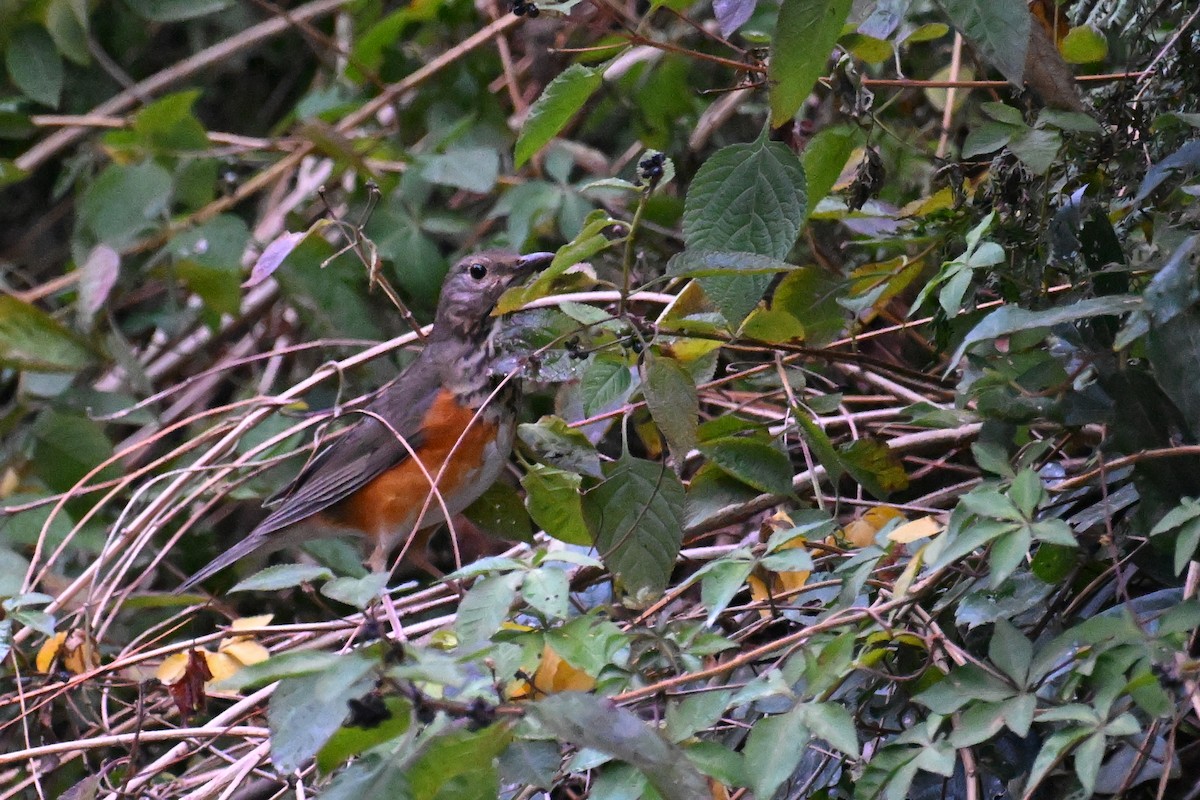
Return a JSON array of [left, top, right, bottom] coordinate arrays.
[[346, 692, 391, 729]]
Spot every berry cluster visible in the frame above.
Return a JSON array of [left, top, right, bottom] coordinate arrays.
[[512, 0, 540, 16], [638, 152, 666, 186], [564, 336, 587, 360]]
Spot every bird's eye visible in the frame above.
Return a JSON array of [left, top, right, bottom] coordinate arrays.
[[468, 262, 488, 280]]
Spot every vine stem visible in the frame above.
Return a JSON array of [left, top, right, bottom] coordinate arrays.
[[619, 189, 651, 317]]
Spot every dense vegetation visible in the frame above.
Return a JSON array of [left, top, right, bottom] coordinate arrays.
[[3, 0, 1200, 797]]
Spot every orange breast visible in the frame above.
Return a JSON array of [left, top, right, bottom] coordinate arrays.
[[330, 390, 500, 540]]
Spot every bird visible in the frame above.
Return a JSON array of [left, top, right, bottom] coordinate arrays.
[[178, 250, 555, 592]]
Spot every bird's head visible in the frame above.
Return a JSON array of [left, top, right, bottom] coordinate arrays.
[[433, 250, 554, 339]]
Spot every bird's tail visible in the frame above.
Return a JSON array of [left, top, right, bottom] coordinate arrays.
[[175, 531, 273, 594]]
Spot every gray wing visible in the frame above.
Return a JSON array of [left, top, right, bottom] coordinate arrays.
[[177, 356, 442, 591], [252, 356, 443, 536]]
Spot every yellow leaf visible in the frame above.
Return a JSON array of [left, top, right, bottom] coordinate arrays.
[[202, 651, 242, 683], [841, 506, 906, 547], [229, 614, 273, 631], [157, 651, 195, 685], [37, 629, 99, 675], [36, 632, 67, 673], [532, 644, 595, 695], [219, 639, 270, 667], [887, 516, 943, 543], [61, 630, 100, 675]]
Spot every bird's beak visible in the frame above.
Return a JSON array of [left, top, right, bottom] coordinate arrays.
[[516, 251, 555, 275]]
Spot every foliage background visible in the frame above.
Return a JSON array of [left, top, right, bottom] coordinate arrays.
[[2, 0, 1200, 797]]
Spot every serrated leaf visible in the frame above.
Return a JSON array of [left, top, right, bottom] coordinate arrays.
[[530, 693, 710, 800], [581, 355, 634, 417], [269, 653, 377, 772], [683, 136, 807, 324], [229, 564, 334, 592], [642, 350, 699, 462], [522, 567, 571, 620], [666, 249, 795, 278], [516, 64, 604, 167], [768, 0, 853, 126], [0, 296, 95, 372], [522, 464, 591, 545], [701, 437, 795, 496], [7, 25, 63, 107], [455, 572, 521, 650], [519, 416, 603, 478], [320, 572, 390, 609], [940, 0, 1031, 84], [583, 452, 685, 598]]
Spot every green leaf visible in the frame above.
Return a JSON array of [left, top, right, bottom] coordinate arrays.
[[583, 452, 685, 598], [407, 725, 510, 799], [743, 706, 809, 800], [989, 526, 1032, 586], [518, 416, 602, 478], [522, 567, 571, 620], [516, 64, 604, 167], [700, 557, 754, 626], [124, 0, 231, 21], [320, 572, 390, 609], [522, 464, 591, 545], [269, 652, 378, 772], [798, 702, 861, 758], [741, 266, 847, 346], [133, 90, 209, 151], [530, 693, 710, 800], [940, 0, 1031, 84], [465, 481, 534, 543], [839, 438, 909, 498], [77, 160, 173, 249], [1175, 517, 1200, 576], [0, 296, 95, 372], [1008, 127, 1061, 174], [949, 295, 1142, 369], [229, 564, 334, 592], [700, 437, 795, 496], [664, 690, 734, 742], [642, 350, 699, 461], [665, 249, 795, 278], [1060, 25, 1107, 64], [213, 650, 348, 691], [1148, 308, 1200, 438], [455, 572, 521, 650], [962, 121, 1019, 158], [316, 697, 412, 773], [683, 136, 807, 324], [768, 0, 853, 126], [988, 619, 1031, 685], [6, 25, 64, 107], [420, 147, 500, 193], [45, 0, 89, 66], [803, 125, 862, 211], [581, 355, 634, 417], [32, 410, 118, 492]]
